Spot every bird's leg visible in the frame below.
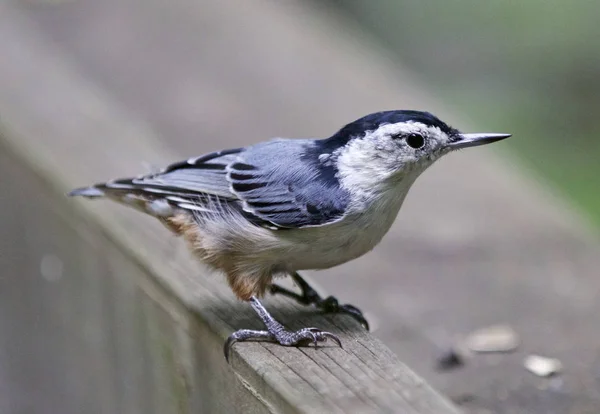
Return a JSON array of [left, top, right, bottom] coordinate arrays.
[[224, 296, 341, 362], [270, 271, 369, 330]]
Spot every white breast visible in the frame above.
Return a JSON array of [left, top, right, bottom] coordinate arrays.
[[281, 176, 415, 271]]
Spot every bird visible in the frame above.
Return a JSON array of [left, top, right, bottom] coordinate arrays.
[[68, 110, 511, 361]]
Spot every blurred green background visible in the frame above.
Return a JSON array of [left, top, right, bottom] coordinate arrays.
[[324, 0, 600, 228]]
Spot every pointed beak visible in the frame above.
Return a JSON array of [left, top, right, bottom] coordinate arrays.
[[447, 133, 512, 149]]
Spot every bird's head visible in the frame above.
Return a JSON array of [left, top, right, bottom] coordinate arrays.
[[323, 110, 511, 193]]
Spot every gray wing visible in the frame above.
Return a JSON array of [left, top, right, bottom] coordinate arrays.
[[102, 140, 350, 229], [227, 139, 350, 228], [131, 148, 242, 199]]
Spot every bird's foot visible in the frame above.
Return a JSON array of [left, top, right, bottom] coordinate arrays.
[[224, 327, 341, 362], [316, 295, 369, 331], [270, 272, 370, 330], [224, 297, 342, 362]]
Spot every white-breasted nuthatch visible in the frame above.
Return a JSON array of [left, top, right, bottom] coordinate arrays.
[[69, 110, 511, 361]]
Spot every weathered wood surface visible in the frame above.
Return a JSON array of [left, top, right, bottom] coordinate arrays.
[[0, 5, 461, 414]]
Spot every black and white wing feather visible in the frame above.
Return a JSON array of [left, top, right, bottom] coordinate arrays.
[[70, 139, 351, 229]]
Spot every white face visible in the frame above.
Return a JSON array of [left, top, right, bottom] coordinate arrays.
[[332, 121, 455, 195]]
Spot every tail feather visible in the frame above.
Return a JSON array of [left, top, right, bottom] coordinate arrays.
[[68, 186, 106, 198], [68, 178, 233, 219], [68, 178, 138, 199], [68, 181, 168, 217]]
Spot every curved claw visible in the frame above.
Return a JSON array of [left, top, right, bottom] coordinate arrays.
[[303, 328, 342, 349], [223, 329, 275, 363], [319, 297, 369, 330], [320, 332, 343, 348], [306, 327, 323, 333], [340, 306, 370, 331], [223, 335, 238, 363]]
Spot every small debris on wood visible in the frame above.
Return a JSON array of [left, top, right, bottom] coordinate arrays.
[[436, 347, 465, 371], [524, 354, 562, 377], [465, 324, 519, 353]]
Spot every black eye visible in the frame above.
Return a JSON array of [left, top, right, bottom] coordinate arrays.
[[406, 133, 425, 149]]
